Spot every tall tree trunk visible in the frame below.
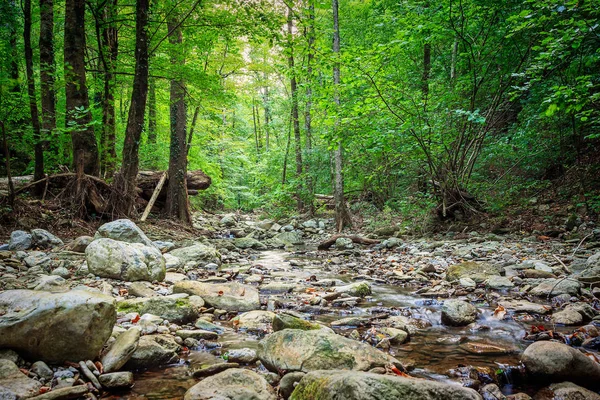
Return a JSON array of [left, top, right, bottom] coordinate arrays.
[[148, 76, 157, 143], [165, 18, 191, 223], [287, 4, 303, 212], [24, 0, 44, 193], [304, 0, 315, 214], [39, 0, 56, 167], [99, 0, 118, 177], [64, 0, 99, 175], [116, 0, 149, 213], [422, 43, 431, 100], [332, 0, 351, 231]]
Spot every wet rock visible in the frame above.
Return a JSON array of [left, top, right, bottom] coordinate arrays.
[[8, 230, 33, 251], [0, 359, 42, 398], [117, 294, 200, 324], [31, 229, 63, 249], [280, 372, 305, 399], [184, 368, 277, 400], [102, 328, 141, 373], [485, 276, 514, 290], [290, 370, 482, 400], [552, 309, 583, 325], [95, 219, 156, 247], [191, 362, 240, 377], [534, 381, 600, 400], [0, 289, 116, 363], [334, 281, 372, 297], [234, 237, 267, 250], [498, 300, 551, 314], [194, 319, 224, 333], [28, 385, 89, 399], [31, 361, 53, 381], [174, 281, 259, 312], [521, 341, 600, 389], [176, 330, 218, 340], [272, 313, 332, 332], [258, 329, 402, 373], [379, 327, 409, 344], [86, 238, 165, 282], [65, 236, 93, 253], [441, 299, 478, 326], [169, 244, 221, 267], [481, 384, 506, 400], [123, 334, 181, 370], [529, 278, 580, 297], [226, 348, 257, 364], [446, 261, 501, 283], [233, 310, 275, 334], [99, 372, 134, 389]]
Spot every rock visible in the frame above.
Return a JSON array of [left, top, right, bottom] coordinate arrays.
[[289, 370, 482, 400], [102, 328, 140, 373], [95, 219, 155, 247], [379, 327, 409, 345], [280, 372, 305, 399], [335, 281, 372, 297], [272, 314, 332, 332], [273, 231, 304, 246], [0, 350, 21, 365], [176, 330, 218, 340], [498, 300, 551, 315], [8, 230, 33, 251], [0, 359, 42, 399], [522, 269, 555, 279], [51, 267, 70, 279], [521, 341, 600, 389], [65, 236, 93, 253], [191, 362, 240, 377], [184, 368, 276, 400], [226, 348, 257, 364], [27, 385, 89, 400], [565, 302, 595, 321], [153, 241, 175, 253], [31, 361, 53, 381], [529, 278, 580, 297], [534, 381, 600, 400], [31, 229, 63, 249], [174, 281, 259, 312], [486, 276, 514, 290], [169, 244, 221, 267], [220, 214, 237, 227], [446, 262, 501, 283], [123, 334, 181, 370], [460, 278, 477, 288], [481, 384, 506, 400], [258, 329, 402, 373], [232, 310, 275, 334], [441, 300, 478, 326], [552, 309, 584, 325], [128, 282, 158, 297], [98, 372, 134, 389], [117, 294, 200, 324], [194, 319, 224, 333], [335, 237, 354, 249], [0, 290, 116, 363], [33, 275, 69, 292], [234, 237, 267, 250], [86, 238, 165, 282]]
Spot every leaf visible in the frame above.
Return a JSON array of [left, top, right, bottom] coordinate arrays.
[[131, 314, 140, 324], [493, 305, 507, 320], [218, 290, 224, 296]]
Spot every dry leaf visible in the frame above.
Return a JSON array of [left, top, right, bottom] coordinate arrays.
[[493, 305, 506, 320]]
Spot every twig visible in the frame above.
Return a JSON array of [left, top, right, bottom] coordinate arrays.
[[572, 233, 594, 257], [552, 254, 571, 274]]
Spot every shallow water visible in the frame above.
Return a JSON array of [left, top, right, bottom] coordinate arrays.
[[118, 249, 594, 398]]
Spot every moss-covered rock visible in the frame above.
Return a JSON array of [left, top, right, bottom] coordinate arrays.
[[445, 261, 501, 283], [117, 294, 200, 323], [184, 368, 276, 400], [272, 314, 331, 332], [173, 281, 259, 312], [334, 281, 372, 297]]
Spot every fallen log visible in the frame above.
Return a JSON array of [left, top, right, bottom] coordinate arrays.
[[317, 235, 381, 250]]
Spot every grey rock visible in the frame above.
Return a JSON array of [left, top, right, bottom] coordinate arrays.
[[535, 381, 600, 400], [128, 282, 158, 298], [102, 328, 140, 373], [529, 278, 580, 297], [280, 372, 305, 399], [27, 385, 89, 399], [334, 281, 372, 297], [0, 359, 42, 399], [232, 310, 275, 334], [335, 237, 354, 249], [441, 300, 478, 326], [117, 294, 199, 324], [95, 219, 155, 247], [65, 236, 93, 253], [169, 244, 221, 267], [0, 290, 116, 363], [123, 334, 181, 370], [174, 281, 259, 312], [31, 229, 63, 249], [184, 368, 276, 400], [31, 361, 54, 381], [51, 267, 70, 279], [99, 372, 134, 389], [176, 330, 218, 340], [8, 231, 33, 251], [446, 261, 501, 283], [226, 348, 257, 364], [485, 276, 514, 290]]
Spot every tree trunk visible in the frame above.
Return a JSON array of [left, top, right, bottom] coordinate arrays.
[[332, 0, 351, 232], [116, 0, 149, 214], [287, 4, 303, 212], [304, 0, 315, 214], [64, 0, 99, 175], [148, 76, 157, 143], [99, 0, 118, 177], [39, 0, 56, 166], [165, 18, 191, 223], [24, 0, 44, 193]]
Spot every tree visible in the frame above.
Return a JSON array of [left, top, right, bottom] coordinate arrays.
[[165, 16, 191, 223], [332, 0, 351, 231], [23, 0, 44, 191], [39, 0, 56, 169], [116, 0, 149, 214], [64, 0, 99, 175]]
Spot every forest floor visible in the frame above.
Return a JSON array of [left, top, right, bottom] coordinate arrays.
[[1, 205, 600, 399]]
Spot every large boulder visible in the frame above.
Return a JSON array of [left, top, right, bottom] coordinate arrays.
[[0, 359, 43, 399], [521, 341, 600, 389], [441, 300, 478, 326], [31, 229, 64, 249], [8, 230, 32, 251], [0, 290, 116, 363], [258, 329, 402, 373], [184, 368, 276, 400], [117, 294, 201, 324], [174, 281, 259, 312], [290, 370, 482, 400], [169, 244, 221, 267], [535, 382, 600, 400], [446, 262, 501, 283], [95, 219, 155, 247], [86, 238, 166, 282]]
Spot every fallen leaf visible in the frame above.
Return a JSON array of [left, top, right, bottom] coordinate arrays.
[[94, 361, 103, 374], [306, 288, 316, 294], [131, 314, 140, 324], [218, 290, 224, 296], [38, 387, 51, 394], [389, 365, 409, 377], [493, 305, 507, 320]]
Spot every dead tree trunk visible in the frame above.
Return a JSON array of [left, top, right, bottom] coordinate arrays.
[[64, 0, 99, 175], [165, 17, 191, 223]]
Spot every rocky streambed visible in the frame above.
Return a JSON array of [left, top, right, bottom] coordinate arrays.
[[1, 215, 600, 399]]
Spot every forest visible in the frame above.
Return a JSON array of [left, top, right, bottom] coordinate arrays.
[[0, 0, 598, 230]]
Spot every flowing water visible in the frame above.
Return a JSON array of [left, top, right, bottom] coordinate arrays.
[[109, 249, 574, 399]]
